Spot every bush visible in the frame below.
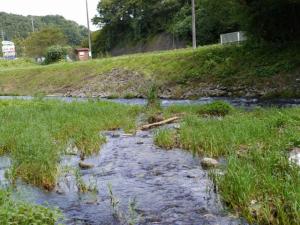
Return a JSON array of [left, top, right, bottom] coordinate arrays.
[[198, 101, 233, 116], [44, 45, 68, 64]]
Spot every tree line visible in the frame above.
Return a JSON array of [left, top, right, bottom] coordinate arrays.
[[0, 12, 88, 45], [91, 0, 300, 55]]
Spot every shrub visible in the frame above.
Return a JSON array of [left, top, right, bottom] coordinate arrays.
[[44, 45, 68, 64], [198, 101, 233, 116]]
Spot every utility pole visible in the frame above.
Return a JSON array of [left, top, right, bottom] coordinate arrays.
[[1, 30, 4, 41], [191, 0, 197, 49], [86, 0, 92, 59], [31, 16, 35, 32]]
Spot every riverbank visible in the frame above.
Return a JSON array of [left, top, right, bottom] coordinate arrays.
[[0, 43, 299, 99], [0, 99, 299, 224]]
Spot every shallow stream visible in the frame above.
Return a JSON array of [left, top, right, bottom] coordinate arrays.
[[1, 95, 300, 108], [0, 130, 247, 225]]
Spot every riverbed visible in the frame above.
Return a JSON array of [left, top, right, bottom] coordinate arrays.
[[0, 129, 247, 225]]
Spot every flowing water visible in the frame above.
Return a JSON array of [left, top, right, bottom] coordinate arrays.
[[0, 130, 247, 225], [1, 95, 300, 108]]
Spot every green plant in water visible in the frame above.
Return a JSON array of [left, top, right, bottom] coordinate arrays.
[[146, 85, 161, 110], [75, 169, 88, 193], [107, 183, 120, 217]]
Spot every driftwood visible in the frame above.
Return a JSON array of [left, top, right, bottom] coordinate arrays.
[[141, 117, 180, 130]]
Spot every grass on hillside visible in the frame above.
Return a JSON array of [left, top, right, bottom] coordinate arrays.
[[154, 103, 300, 224], [0, 58, 36, 69], [0, 43, 299, 97]]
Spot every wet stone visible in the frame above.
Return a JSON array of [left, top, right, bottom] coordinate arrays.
[[201, 158, 219, 169]]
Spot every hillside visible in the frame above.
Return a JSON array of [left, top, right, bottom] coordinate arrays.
[[0, 12, 87, 46], [0, 43, 299, 99]]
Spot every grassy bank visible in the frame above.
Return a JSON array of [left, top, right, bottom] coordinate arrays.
[[0, 43, 299, 98], [155, 104, 300, 224]]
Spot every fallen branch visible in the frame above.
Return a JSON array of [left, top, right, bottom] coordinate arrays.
[[141, 117, 180, 130]]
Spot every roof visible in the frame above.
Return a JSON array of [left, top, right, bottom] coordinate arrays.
[[75, 48, 89, 51]]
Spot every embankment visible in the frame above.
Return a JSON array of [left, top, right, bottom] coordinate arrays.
[[0, 43, 299, 99]]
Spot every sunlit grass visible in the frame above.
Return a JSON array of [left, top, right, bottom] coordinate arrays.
[[0, 43, 299, 97]]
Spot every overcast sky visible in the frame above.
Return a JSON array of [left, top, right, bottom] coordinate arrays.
[[1, 0, 100, 30]]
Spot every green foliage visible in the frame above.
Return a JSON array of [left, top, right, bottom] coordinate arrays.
[[24, 28, 67, 58], [92, 0, 240, 53], [0, 189, 61, 225], [44, 45, 68, 64], [236, 0, 300, 43], [169, 0, 239, 45], [0, 12, 87, 46], [197, 101, 233, 116]]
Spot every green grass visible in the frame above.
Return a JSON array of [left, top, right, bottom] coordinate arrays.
[[0, 99, 141, 189], [155, 104, 300, 224], [154, 129, 177, 150], [0, 43, 299, 97]]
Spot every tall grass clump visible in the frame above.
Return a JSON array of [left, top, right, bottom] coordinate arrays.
[[154, 129, 177, 150], [146, 85, 161, 110], [0, 99, 141, 189]]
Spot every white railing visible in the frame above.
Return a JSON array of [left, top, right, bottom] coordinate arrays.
[[220, 31, 247, 44]]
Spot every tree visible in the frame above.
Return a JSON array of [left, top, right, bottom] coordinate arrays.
[[236, 0, 300, 42], [169, 0, 239, 45], [0, 12, 88, 46], [92, 0, 240, 54], [24, 28, 67, 58]]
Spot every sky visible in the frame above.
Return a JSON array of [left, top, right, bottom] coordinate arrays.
[[0, 0, 100, 31]]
